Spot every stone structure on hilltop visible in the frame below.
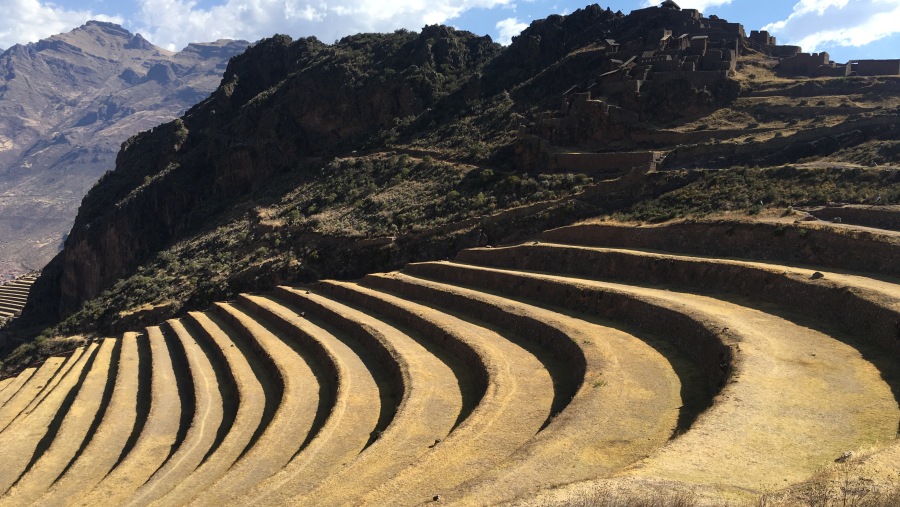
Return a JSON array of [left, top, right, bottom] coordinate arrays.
[[852, 59, 900, 77], [513, 1, 900, 174], [778, 52, 849, 77], [776, 53, 900, 78]]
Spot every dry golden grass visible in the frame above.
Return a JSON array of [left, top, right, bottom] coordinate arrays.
[[534, 487, 699, 507]]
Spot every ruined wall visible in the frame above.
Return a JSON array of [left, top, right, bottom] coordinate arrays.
[[779, 52, 829, 75], [854, 60, 900, 76]]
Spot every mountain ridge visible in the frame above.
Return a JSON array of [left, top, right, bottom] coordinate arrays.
[[0, 21, 249, 279]]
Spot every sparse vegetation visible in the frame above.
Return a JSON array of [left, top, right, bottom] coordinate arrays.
[[42, 153, 591, 337], [535, 488, 698, 507], [612, 166, 900, 223]]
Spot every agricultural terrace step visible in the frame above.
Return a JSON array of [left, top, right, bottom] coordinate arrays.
[[0, 283, 30, 291], [362, 272, 684, 505], [316, 280, 555, 506], [18, 345, 88, 420], [405, 262, 900, 498], [0, 357, 67, 432], [229, 294, 380, 507], [129, 319, 225, 506], [0, 368, 36, 412], [0, 292, 30, 301], [37, 334, 137, 506], [78, 328, 183, 506], [0, 345, 100, 494], [542, 220, 900, 277], [0, 303, 24, 314], [189, 302, 321, 506], [404, 261, 732, 392], [0, 302, 27, 314], [148, 311, 266, 507], [0, 341, 109, 506], [456, 243, 900, 354], [278, 287, 462, 507], [0, 285, 31, 294], [803, 205, 900, 232]]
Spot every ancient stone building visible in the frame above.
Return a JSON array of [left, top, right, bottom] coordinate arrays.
[[779, 52, 849, 77], [852, 60, 900, 76]]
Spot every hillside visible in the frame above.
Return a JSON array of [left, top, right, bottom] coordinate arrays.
[[0, 2, 898, 503], [0, 22, 249, 277], [10, 3, 894, 338], [6, 3, 896, 337]]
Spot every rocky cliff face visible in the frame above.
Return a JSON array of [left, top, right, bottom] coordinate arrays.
[[0, 21, 248, 277]]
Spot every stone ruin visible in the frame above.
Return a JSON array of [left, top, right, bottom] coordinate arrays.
[[512, 1, 899, 176], [776, 53, 900, 78], [778, 52, 849, 78]]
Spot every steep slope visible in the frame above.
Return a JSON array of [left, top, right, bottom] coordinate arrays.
[[0, 21, 248, 276]]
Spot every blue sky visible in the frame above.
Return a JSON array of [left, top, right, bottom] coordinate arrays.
[[1, 0, 898, 63]]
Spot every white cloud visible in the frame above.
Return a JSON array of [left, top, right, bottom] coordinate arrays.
[[763, 0, 900, 52], [0, 0, 123, 49], [133, 0, 514, 51], [495, 16, 526, 45], [640, 0, 733, 11]]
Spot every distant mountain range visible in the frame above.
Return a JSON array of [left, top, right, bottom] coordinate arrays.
[[0, 21, 249, 278]]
